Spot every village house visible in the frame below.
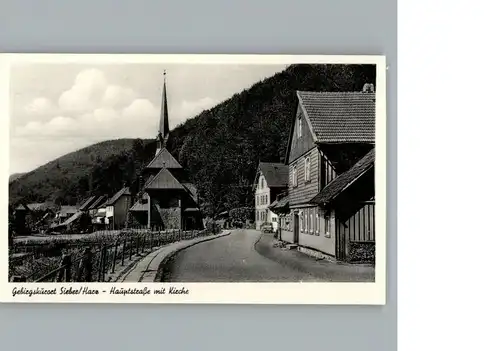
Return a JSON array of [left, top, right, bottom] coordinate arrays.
[[49, 196, 96, 233], [14, 202, 57, 234], [53, 205, 77, 225], [88, 195, 108, 231], [129, 72, 203, 230], [105, 186, 131, 230], [277, 84, 376, 262], [253, 162, 288, 231]]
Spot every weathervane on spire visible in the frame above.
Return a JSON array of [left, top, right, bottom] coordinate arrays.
[[163, 69, 166, 82]]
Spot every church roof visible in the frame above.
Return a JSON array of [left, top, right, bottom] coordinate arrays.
[[145, 148, 182, 169], [144, 167, 185, 190], [159, 73, 169, 140]]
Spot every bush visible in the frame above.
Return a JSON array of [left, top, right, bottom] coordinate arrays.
[[205, 221, 222, 234]]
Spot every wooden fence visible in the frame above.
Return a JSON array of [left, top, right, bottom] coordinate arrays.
[[9, 229, 216, 283]]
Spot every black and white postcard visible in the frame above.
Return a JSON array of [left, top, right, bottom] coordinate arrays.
[[0, 54, 386, 304]]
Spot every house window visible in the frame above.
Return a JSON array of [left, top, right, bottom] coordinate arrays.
[[292, 166, 297, 187], [304, 157, 311, 182], [256, 197, 259, 206], [325, 216, 331, 238], [309, 211, 313, 234], [316, 213, 320, 235], [304, 210, 309, 233], [300, 211, 304, 232], [297, 116, 302, 138]]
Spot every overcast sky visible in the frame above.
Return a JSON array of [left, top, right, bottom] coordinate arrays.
[[9, 63, 288, 174]]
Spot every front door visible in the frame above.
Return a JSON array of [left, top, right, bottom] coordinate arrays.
[[293, 213, 299, 244]]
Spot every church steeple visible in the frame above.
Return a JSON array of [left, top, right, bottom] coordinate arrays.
[[156, 70, 170, 155]]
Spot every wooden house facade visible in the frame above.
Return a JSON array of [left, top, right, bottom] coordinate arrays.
[[105, 186, 131, 230], [278, 86, 376, 262]]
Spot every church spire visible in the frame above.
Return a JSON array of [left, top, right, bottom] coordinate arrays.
[[156, 70, 170, 155], [160, 70, 169, 142]]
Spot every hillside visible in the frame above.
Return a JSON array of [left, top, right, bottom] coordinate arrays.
[[9, 173, 25, 183], [8, 139, 155, 206], [9, 64, 376, 216]]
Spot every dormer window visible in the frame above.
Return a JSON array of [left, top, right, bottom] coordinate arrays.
[[297, 116, 302, 138]]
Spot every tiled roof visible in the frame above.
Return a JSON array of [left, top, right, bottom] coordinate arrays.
[[145, 148, 182, 169], [15, 204, 28, 211], [79, 196, 97, 211], [88, 195, 107, 210], [145, 167, 185, 190], [258, 162, 288, 187], [60, 211, 83, 226], [106, 187, 131, 206], [310, 148, 375, 204], [25, 202, 55, 212], [297, 91, 375, 143], [269, 195, 290, 211]]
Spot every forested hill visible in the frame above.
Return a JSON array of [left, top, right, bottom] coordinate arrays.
[[9, 64, 376, 216]]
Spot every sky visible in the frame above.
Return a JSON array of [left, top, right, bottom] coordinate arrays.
[[9, 63, 288, 175]]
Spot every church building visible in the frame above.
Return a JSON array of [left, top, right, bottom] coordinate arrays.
[[129, 72, 203, 230]]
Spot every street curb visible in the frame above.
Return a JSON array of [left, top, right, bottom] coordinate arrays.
[[154, 231, 232, 282]]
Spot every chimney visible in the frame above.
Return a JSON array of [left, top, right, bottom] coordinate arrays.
[[362, 83, 375, 93]]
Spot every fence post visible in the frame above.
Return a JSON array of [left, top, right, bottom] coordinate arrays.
[[97, 247, 104, 282], [141, 235, 145, 253], [129, 238, 133, 260], [56, 254, 71, 282], [111, 240, 118, 273], [102, 246, 108, 281], [77, 248, 92, 282], [136, 236, 140, 255], [122, 239, 126, 266]]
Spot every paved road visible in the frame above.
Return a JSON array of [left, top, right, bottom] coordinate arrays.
[[162, 229, 323, 282]]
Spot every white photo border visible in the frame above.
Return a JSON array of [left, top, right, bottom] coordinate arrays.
[[0, 54, 387, 304]]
